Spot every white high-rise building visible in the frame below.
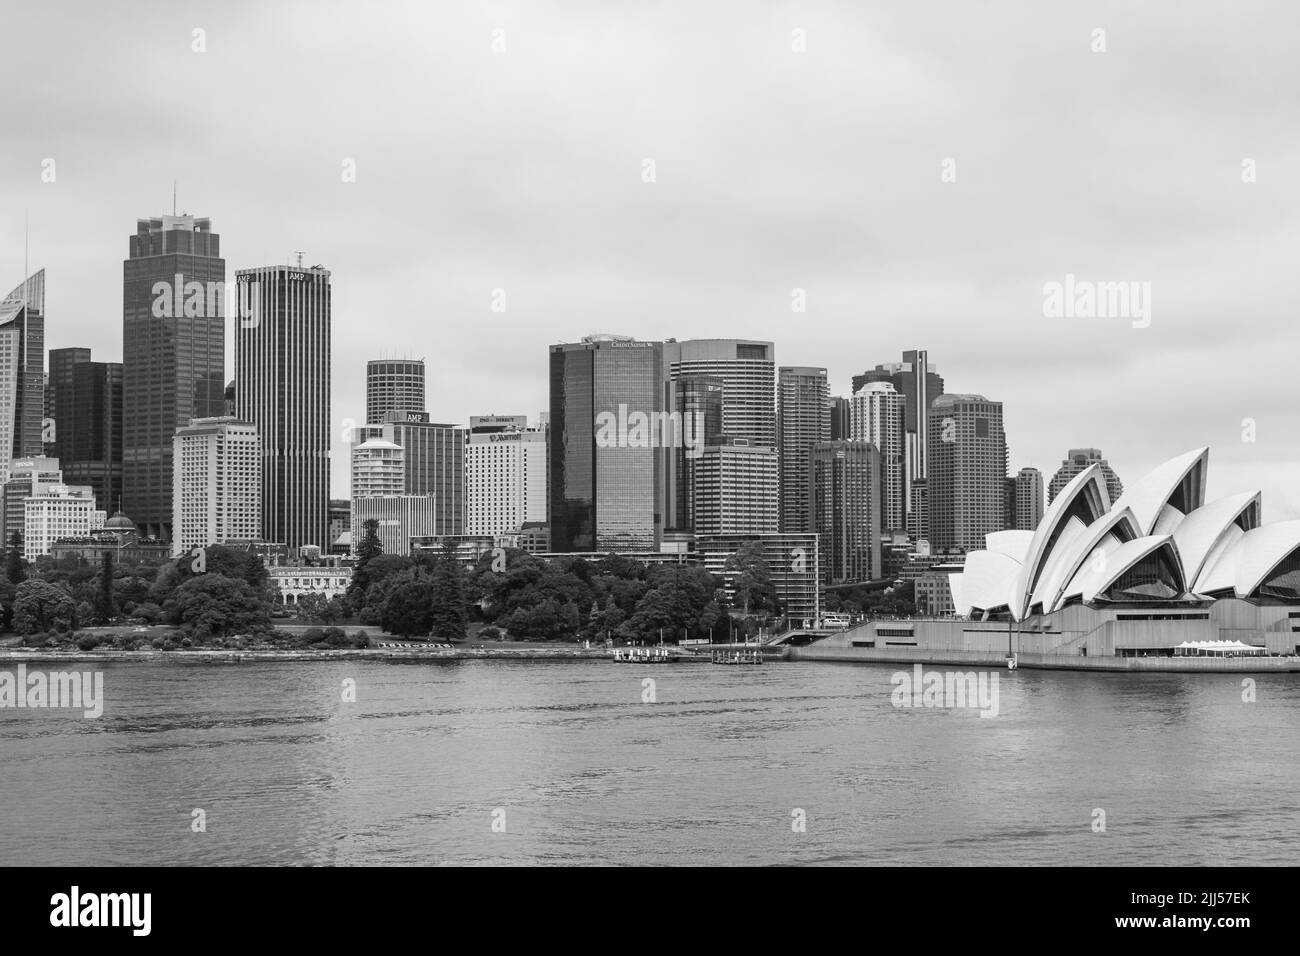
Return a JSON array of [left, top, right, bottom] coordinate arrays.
[[851, 381, 905, 534], [24, 484, 105, 561], [171, 416, 262, 557], [691, 442, 778, 537], [352, 438, 405, 498], [465, 415, 546, 541]]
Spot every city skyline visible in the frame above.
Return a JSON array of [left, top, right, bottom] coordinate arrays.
[[5, 3, 1300, 520]]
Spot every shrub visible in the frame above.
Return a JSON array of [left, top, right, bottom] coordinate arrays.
[[76, 635, 101, 651], [478, 626, 502, 641]]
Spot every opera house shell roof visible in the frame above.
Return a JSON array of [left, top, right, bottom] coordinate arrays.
[[951, 448, 1300, 620]]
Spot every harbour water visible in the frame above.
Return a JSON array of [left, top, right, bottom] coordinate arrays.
[[1, 658, 1297, 866]]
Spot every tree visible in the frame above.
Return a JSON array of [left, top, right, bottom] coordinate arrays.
[[165, 575, 273, 639], [382, 582, 434, 637], [97, 551, 116, 622], [428, 544, 468, 641], [725, 541, 778, 615], [6, 531, 26, 585], [346, 519, 384, 608], [12, 580, 77, 634]]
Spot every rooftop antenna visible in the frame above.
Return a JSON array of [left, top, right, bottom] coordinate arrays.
[[294, 251, 305, 269], [23, 213, 28, 309], [173, 179, 177, 216]]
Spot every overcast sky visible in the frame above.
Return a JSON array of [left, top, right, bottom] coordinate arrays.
[[3, 0, 1298, 513]]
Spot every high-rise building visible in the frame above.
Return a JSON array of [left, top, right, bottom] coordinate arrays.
[[691, 441, 778, 537], [46, 351, 123, 515], [46, 347, 90, 463], [854, 350, 943, 535], [851, 381, 905, 534], [351, 437, 405, 498], [926, 394, 1008, 552], [828, 396, 851, 441], [24, 483, 104, 561], [777, 367, 829, 533], [1013, 466, 1045, 531], [3, 456, 63, 545], [548, 335, 663, 552], [1048, 448, 1123, 506], [351, 495, 445, 557], [809, 441, 881, 585], [465, 415, 546, 539], [385, 413, 466, 534], [661, 339, 775, 447], [171, 416, 261, 557], [0, 271, 46, 480], [366, 359, 425, 423], [122, 216, 225, 540], [234, 263, 331, 551], [667, 376, 724, 531]]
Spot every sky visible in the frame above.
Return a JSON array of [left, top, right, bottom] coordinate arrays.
[[2, 0, 1299, 513]]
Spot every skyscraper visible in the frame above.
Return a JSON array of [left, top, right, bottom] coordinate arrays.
[[668, 376, 723, 531], [234, 263, 331, 551], [366, 359, 425, 423], [828, 396, 851, 441], [809, 440, 882, 585], [0, 270, 46, 480], [926, 393, 1007, 552], [854, 350, 943, 536], [46, 349, 123, 514], [385, 413, 465, 532], [1048, 448, 1123, 506], [549, 335, 663, 552], [661, 339, 775, 447], [1013, 466, 1045, 531], [851, 381, 905, 534], [465, 414, 547, 539], [777, 366, 829, 533], [122, 215, 226, 540], [691, 441, 778, 537], [171, 417, 261, 556]]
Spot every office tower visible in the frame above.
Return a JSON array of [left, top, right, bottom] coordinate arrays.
[[809, 441, 881, 585], [366, 359, 426, 423], [234, 263, 331, 551], [696, 532, 820, 623], [908, 479, 929, 542], [777, 367, 829, 533], [351, 437, 405, 498], [46, 347, 90, 462], [24, 483, 104, 561], [171, 416, 261, 557], [0, 271, 46, 479], [327, 499, 351, 554], [122, 215, 226, 540], [851, 381, 905, 534], [854, 350, 944, 535], [668, 376, 723, 531], [548, 335, 663, 552], [224, 380, 236, 417], [661, 339, 775, 448], [385, 413, 466, 534], [46, 350, 123, 515], [1013, 466, 1045, 531], [926, 394, 1008, 552], [691, 441, 778, 537], [465, 415, 546, 539], [1048, 448, 1123, 505], [828, 396, 851, 441], [3, 456, 63, 544]]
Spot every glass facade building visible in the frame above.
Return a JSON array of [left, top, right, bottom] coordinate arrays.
[[777, 366, 829, 533], [0, 271, 46, 479], [366, 359, 425, 423], [122, 216, 226, 539], [549, 335, 662, 553]]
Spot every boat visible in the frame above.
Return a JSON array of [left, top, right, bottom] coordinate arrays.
[[611, 646, 683, 663]]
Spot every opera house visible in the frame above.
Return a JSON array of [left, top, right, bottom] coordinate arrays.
[[799, 448, 1300, 670]]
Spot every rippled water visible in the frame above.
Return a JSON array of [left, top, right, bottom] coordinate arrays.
[[1, 658, 1297, 865]]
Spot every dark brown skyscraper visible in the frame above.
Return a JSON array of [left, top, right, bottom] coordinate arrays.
[[122, 215, 225, 539], [47, 347, 122, 514]]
